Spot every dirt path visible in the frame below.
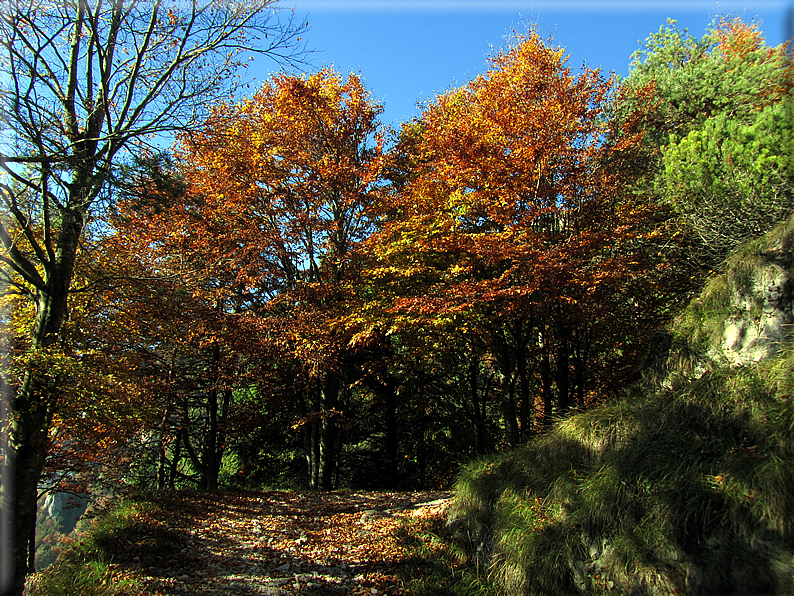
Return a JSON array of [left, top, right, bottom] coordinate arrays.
[[117, 490, 452, 595]]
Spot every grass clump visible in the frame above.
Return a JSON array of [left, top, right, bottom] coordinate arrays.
[[448, 361, 794, 595], [26, 555, 137, 596], [26, 493, 180, 596], [396, 511, 494, 596]]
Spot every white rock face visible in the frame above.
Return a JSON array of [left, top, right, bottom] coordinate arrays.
[[718, 245, 793, 366], [43, 492, 89, 534]]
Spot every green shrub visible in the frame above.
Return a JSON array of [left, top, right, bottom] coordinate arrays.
[[26, 494, 174, 596]]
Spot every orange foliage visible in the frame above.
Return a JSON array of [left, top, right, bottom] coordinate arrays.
[[370, 32, 673, 434], [715, 17, 771, 59], [374, 32, 631, 316]]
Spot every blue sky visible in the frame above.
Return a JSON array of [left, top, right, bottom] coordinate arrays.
[[253, 0, 791, 128]]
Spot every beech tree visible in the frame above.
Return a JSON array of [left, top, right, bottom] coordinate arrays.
[[2, 250, 154, 494], [371, 32, 670, 444], [105, 158, 276, 491], [0, 2, 305, 592], [118, 69, 386, 490]]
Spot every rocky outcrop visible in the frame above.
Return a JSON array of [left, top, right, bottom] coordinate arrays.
[[679, 213, 794, 368], [718, 219, 794, 365]]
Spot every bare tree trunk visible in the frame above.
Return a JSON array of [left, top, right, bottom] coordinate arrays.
[[318, 373, 340, 490], [0, 2, 304, 590]]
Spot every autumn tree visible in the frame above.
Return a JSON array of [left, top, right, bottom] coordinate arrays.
[[90, 151, 291, 492], [117, 69, 386, 490], [0, 1, 306, 591], [1, 262, 151, 491], [371, 32, 670, 445]]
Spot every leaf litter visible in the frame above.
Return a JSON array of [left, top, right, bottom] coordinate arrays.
[[107, 490, 451, 595]]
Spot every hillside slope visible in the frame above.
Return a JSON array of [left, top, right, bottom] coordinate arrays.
[[447, 214, 794, 595]]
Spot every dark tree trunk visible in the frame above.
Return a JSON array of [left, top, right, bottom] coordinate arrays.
[[556, 332, 571, 416], [541, 347, 554, 428], [180, 428, 207, 489], [501, 377, 519, 444], [168, 432, 182, 491], [202, 388, 226, 491], [6, 369, 58, 595], [6, 372, 52, 594], [510, 320, 532, 441], [303, 420, 319, 489], [516, 344, 531, 440], [303, 387, 322, 489], [383, 383, 399, 487], [205, 388, 219, 489], [300, 391, 316, 488], [311, 419, 320, 488], [156, 409, 171, 491], [364, 368, 401, 488], [318, 373, 340, 490], [5, 208, 81, 594], [571, 324, 591, 409], [469, 353, 486, 455], [496, 350, 519, 446], [179, 382, 232, 492]]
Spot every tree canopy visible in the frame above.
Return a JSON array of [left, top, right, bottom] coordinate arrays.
[[619, 17, 793, 260]]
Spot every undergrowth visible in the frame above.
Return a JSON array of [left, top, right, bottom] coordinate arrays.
[[396, 513, 495, 596], [447, 359, 794, 595], [26, 493, 179, 596]]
